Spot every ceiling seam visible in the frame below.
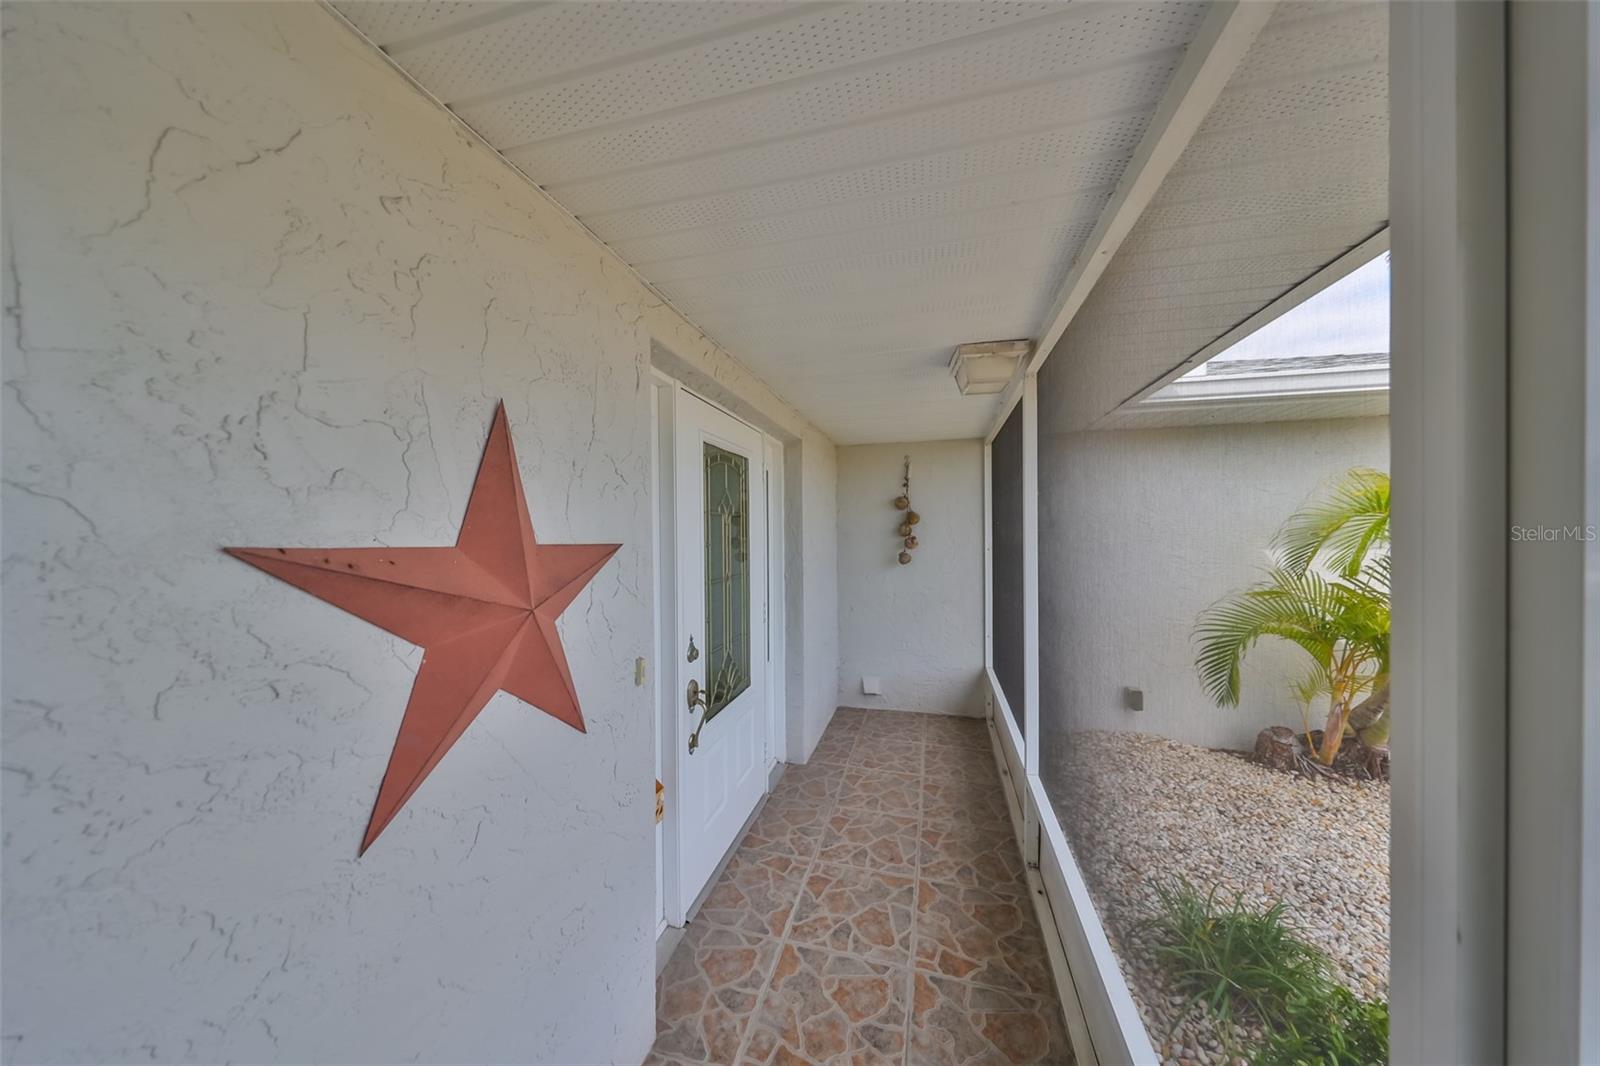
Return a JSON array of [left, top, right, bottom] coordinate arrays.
[[488, 1, 1187, 157], [586, 148, 1138, 245], [571, 107, 1156, 225], [621, 187, 1116, 274], [537, 45, 1187, 193], [377, 2, 551, 56], [441, 3, 852, 111]]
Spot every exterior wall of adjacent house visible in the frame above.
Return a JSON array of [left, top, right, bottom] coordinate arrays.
[[836, 440, 986, 717], [1038, 416, 1391, 754], [0, 4, 837, 1063]]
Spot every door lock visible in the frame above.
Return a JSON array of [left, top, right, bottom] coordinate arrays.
[[686, 635, 699, 663]]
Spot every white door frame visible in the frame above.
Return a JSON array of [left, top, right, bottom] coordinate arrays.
[[651, 370, 682, 931], [765, 436, 788, 770], [651, 371, 787, 927]]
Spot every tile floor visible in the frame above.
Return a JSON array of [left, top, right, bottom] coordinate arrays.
[[650, 709, 1073, 1066]]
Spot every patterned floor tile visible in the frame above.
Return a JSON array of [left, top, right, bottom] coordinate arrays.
[[923, 742, 996, 779], [836, 767, 922, 817], [816, 807, 921, 877], [772, 761, 847, 806], [738, 943, 909, 1065], [923, 716, 991, 751], [663, 712, 1070, 1066], [853, 710, 927, 736], [848, 737, 924, 774], [918, 820, 1028, 892], [908, 971, 1072, 1065], [914, 879, 1053, 996], [808, 730, 859, 764], [652, 923, 782, 1065], [742, 799, 829, 860], [789, 861, 915, 965], [922, 776, 1010, 826], [699, 851, 808, 938]]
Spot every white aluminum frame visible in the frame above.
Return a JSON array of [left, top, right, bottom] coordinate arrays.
[[976, 4, 1600, 1060], [1389, 3, 1507, 1058], [1504, 2, 1600, 1059], [977, 6, 1273, 1064]]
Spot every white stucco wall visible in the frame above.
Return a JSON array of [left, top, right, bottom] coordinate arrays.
[[836, 441, 985, 717], [799, 439, 843, 750], [0, 4, 837, 1063], [1038, 418, 1390, 756]]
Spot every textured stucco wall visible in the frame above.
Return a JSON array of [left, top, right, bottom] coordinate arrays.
[[799, 439, 843, 753], [1038, 418, 1390, 757], [0, 4, 836, 1063], [836, 441, 985, 717]]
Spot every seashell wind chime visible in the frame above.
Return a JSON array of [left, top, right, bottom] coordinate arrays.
[[893, 455, 920, 564]]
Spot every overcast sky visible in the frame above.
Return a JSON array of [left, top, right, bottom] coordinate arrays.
[[1205, 251, 1390, 368]]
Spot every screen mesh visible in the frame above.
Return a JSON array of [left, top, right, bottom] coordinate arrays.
[[989, 402, 1025, 735]]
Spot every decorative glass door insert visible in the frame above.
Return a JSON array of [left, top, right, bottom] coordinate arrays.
[[702, 442, 751, 720]]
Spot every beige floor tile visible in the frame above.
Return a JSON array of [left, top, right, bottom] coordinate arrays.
[[742, 798, 829, 861], [699, 851, 808, 939], [913, 878, 1053, 997], [922, 776, 1010, 826], [738, 942, 909, 1065], [907, 971, 1072, 1065], [789, 861, 916, 965], [660, 713, 1070, 1066], [816, 807, 921, 878], [918, 819, 1028, 892], [836, 767, 923, 817], [848, 737, 925, 774], [652, 922, 782, 1065]]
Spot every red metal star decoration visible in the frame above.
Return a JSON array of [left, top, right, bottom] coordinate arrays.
[[227, 403, 620, 854]]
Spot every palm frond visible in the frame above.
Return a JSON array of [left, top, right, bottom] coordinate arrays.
[[1277, 468, 1390, 579]]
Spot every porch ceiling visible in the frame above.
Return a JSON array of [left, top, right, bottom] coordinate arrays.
[[1045, 0, 1390, 431], [331, 0, 1216, 444]]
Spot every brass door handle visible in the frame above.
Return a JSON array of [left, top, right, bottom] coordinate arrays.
[[687, 677, 708, 754]]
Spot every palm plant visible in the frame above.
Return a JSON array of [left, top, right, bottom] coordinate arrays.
[[1195, 469, 1390, 766]]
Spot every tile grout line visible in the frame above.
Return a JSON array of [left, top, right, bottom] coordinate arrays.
[[728, 723, 853, 1065], [901, 722, 927, 1066], [663, 716, 995, 1065]]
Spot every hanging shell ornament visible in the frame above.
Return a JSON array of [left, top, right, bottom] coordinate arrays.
[[895, 456, 918, 565]]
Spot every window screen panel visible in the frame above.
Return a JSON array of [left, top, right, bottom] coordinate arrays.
[[990, 402, 1025, 735]]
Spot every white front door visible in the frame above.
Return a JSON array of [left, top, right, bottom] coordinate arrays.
[[675, 390, 768, 905]]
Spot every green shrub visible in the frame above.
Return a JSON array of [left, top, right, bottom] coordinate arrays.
[[1257, 986, 1388, 1066], [1139, 878, 1387, 1065]]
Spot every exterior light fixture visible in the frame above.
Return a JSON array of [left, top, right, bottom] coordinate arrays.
[[948, 339, 1030, 395]]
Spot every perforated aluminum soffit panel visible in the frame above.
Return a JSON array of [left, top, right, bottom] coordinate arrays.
[[1047, 0, 1390, 432], [332, 0, 1213, 443]]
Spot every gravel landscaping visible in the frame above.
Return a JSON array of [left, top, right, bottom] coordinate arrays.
[[1046, 730, 1390, 1065]]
